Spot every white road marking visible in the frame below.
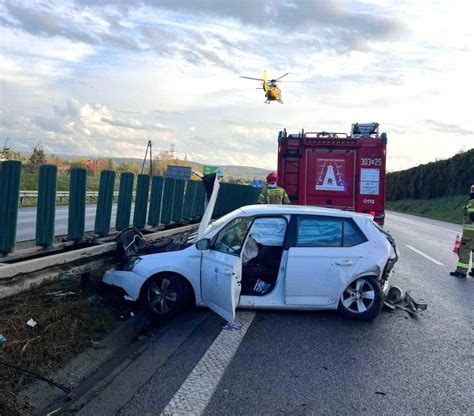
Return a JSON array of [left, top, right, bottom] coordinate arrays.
[[388, 214, 460, 235], [405, 245, 444, 266], [161, 311, 256, 416]]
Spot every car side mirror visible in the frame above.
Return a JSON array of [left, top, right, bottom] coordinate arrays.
[[196, 238, 210, 251]]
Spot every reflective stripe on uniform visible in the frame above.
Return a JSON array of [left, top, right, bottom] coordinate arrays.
[[267, 188, 283, 196], [463, 225, 474, 231], [457, 261, 469, 270], [468, 208, 474, 213]]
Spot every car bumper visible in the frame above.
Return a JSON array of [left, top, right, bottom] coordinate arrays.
[[102, 268, 147, 301]]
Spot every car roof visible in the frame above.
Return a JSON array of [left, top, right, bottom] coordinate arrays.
[[239, 204, 372, 220]]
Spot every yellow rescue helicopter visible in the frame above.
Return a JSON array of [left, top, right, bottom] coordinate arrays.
[[240, 70, 296, 104]]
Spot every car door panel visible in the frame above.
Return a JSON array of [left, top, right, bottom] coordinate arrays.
[[284, 215, 367, 307], [285, 247, 363, 306], [200, 216, 253, 322], [201, 250, 241, 322]]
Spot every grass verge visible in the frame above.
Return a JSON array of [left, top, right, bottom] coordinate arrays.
[[387, 195, 467, 224], [0, 275, 122, 415]]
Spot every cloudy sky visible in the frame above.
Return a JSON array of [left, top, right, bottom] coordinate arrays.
[[0, 0, 472, 171]]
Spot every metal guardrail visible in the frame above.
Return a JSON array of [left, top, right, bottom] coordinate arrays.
[[20, 191, 115, 197], [0, 162, 261, 256], [0, 224, 198, 299]]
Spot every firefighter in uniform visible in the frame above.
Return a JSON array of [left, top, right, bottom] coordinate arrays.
[[258, 172, 290, 204], [450, 185, 474, 278]]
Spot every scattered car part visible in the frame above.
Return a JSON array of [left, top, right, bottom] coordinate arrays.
[[116, 227, 146, 257], [384, 287, 427, 316], [386, 285, 403, 304]]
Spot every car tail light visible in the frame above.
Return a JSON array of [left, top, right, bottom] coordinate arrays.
[[369, 211, 376, 217]]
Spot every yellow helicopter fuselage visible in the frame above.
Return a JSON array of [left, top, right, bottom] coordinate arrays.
[[264, 85, 281, 101]]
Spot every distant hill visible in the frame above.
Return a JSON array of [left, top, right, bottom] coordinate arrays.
[[50, 153, 269, 180], [220, 165, 269, 180]]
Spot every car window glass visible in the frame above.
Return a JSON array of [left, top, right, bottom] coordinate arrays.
[[297, 216, 342, 247], [249, 217, 287, 246], [214, 217, 254, 256], [343, 219, 367, 247], [205, 210, 241, 236]]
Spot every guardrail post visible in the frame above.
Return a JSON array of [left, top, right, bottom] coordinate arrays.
[[172, 179, 185, 223], [148, 176, 164, 227], [116, 172, 134, 231], [68, 168, 87, 242], [94, 170, 115, 237], [36, 165, 58, 247], [0, 161, 22, 254], [133, 174, 150, 229], [190, 181, 200, 219], [182, 180, 193, 221], [161, 177, 175, 224], [196, 182, 205, 218]]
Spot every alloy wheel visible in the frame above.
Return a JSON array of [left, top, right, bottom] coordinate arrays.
[[341, 278, 376, 314], [147, 278, 178, 314]]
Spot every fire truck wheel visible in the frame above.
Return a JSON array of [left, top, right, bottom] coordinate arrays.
[[338, 276, 383, 322]]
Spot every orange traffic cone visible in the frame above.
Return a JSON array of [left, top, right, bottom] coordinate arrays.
[[453, 235, 461, 253]]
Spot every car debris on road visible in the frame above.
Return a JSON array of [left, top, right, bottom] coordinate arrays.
[[384, 286, 427, 316]]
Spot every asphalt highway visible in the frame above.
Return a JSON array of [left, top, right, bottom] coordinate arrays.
[[57, 211, 473, 416], [15, 204, 122, 242]]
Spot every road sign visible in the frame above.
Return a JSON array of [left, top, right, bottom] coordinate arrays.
[[202, 165, 224, 177], [166, 165, 192, 180]]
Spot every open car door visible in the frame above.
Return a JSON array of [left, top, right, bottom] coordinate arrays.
[[201, 251, 242, 322], [200, 216, 253, 322]]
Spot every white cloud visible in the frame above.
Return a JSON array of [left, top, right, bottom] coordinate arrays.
[[0, 0, 472, 172]]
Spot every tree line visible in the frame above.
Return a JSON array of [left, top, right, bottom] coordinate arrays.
[[2, 145, 254, 186], [386, 149, 474, 201]]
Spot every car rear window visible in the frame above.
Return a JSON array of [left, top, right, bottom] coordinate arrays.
[[296, 216, 367, 247], [343, 219, 368, 247], [297, 216, 342, 247]]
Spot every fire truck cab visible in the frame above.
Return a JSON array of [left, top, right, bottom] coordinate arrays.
[[277, 123, 387, 225]]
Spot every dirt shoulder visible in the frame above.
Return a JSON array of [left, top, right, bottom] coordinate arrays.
[[0, 274, 124, 415]]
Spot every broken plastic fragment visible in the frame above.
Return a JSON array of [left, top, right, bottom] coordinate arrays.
[[384, 286, 427, 316], [27, 318, 38, 328]]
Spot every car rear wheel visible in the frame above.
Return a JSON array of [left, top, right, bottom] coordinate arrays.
[[338, 276, 383, 322], [142, 274, 191, 321]]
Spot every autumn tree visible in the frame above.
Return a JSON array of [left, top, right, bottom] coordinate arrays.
[[29, 145, 46, 166]]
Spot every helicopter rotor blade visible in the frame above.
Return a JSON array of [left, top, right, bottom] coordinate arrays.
[[275, 72, 289, 81], [240, 76, 265, 81]]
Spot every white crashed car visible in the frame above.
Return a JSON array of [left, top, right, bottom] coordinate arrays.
[[103, 205, 398, 322]]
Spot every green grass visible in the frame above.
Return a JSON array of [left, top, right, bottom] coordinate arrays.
[[387, 195, 467, 224], [21, 174, 104, 191]]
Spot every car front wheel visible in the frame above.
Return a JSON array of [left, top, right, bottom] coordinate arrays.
[[338, 276, 383, 322], [142, 274, 191, 321]]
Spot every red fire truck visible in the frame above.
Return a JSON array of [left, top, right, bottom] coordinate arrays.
[[277, 122, 387, 225]]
